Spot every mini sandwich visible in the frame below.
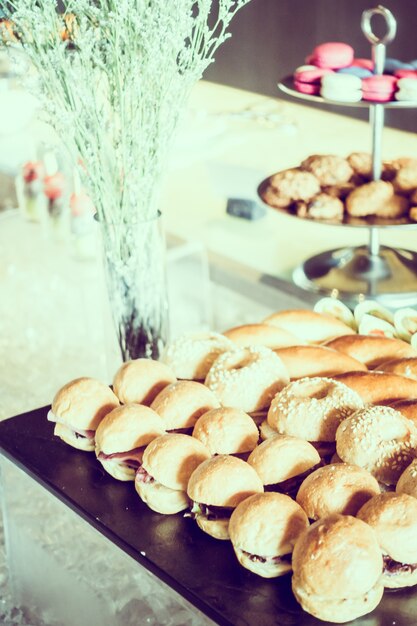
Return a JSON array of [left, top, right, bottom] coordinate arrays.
[[357, 492, 417, 589], [150, 380, 220, 434], [396, 458, 417, 498], [187, 455, 263, 540], [192, 407, 259, 458], [113, 358, 176, 405], [292, 514, 384, 623], [135, 433, 210, 514], [229, 492, 308, 578], [47, 377, 119, 451], [247, 435, 321, 498], [95, 404, 165, 481]]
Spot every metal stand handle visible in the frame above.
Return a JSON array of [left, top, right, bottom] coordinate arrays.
[[361, 5, 397, 259]]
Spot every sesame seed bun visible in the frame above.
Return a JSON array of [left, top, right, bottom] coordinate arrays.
[[229, 493, 308, 578], [267, 377, 364, 442], [386, 399, 417, 426], [223, 323, 303, 349], [150, 381, 220, 430], [112, 358, 176, 405], [192, 407, 259, 455], [326, 334, 417, 369], [336, 405, 417, 485], [292, 514, 384, 622], [95, 404, 165, 455], [296, 463, 380, 520], [274, 345, 366, 379], [263, 309, 355, 344], [51, 377, 119, 431], [247, 435, 320, 487], [205, 346, 289, 413], [332, 371, 417, 404], [161, 332, 235, 380], [396, 459, 417, 499], [357, 492, 417, 588]]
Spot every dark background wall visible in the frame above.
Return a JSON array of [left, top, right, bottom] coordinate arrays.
[[204, 0, 417, 133]]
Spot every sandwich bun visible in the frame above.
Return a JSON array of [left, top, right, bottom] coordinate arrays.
[[136, 434, 210, 514], [336, 405, 417, 485], [296, 463, 380, 520], [150, 381, 220, 431], [332, 371, 417, 404], [192, 407, 259, 455], [94, 404, 165, 481], [160, 332, 235, 380], [292, 514, 383, 622], [396, 459, 417, 499], [53, 422, 95, 452], [357, 492, 417, 588], [113, 358, 176, 405], [385, 399, 417, 426], [263, 309, 355, 344], [229, 492, 308, 578], [247, 435, 320, 488], [267, 377, 364, 442], [187, 455, 263, 540], [204, 346, 289, 413], [326, 334, 417, 369], [273, 345, 366, 379], [223, 323, 302, 349], [259, 420, 279, 441], [51, 377, 119, 432]]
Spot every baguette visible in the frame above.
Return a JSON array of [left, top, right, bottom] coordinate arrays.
[[263, 309, 355, 344], [333, 371, 417, 404], [377, 358, 417, 381], [326, 334, 417, 369], [274, 345, 366, 380], [223, 323, 302, 349]]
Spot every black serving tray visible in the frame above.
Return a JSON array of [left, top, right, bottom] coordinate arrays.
[[1, 408, 417, 626]]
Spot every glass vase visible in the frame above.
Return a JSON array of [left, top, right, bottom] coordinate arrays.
[[98, 212, 169, 363]]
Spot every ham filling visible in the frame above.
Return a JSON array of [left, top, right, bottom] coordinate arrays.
[[188, 502, 234, 521], [383, 554, 417, 576], [98, 446, 145, 470], [241, 549, 292, 565], [135, 466, 155, 484], [47, 410, 95, 440], [264, 461, 323, 498]]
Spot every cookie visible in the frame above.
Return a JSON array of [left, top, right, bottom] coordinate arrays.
[[345, 180, 394, 217], [297, 193, 344, 220], [362, 75, 398, 102], [269, 168, 321, 203], [294, 67, 333, 96], [321, 73, 362, 102], [409, 207, 417, 221], [310, 42, 354, 69], [393, 161, 417, 193], [396, 78, 417, 101], [347, 152, 373, 178], [301, 154, 353, 186], [375, 194, 409, 218], [261, 185, 293, 209], [323, 182, 356, 200]]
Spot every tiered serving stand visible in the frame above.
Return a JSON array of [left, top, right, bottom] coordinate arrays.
[[275, 6, 417, 307]]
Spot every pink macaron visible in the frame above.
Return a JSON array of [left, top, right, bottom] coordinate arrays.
[[362, 75, 398, 102], [294, 67, 334, 95], [394, 69, 417, 80], [351, 58, 374, 71], [310, 42, 354, 69]]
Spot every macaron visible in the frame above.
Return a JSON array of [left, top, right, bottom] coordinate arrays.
[[337, 66, 373, 78], [394, 69, 417, 80], [294, 67, 334, 95], [321, 73, 362, 102], [362, 75, 398, 102], [310, 42, 354, 70], [351, 58, 374, 71], [384, 58, 414, 74], [395, 78, 417, 101]]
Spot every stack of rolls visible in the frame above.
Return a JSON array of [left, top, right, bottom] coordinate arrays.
[[46, 297, 417, 624]]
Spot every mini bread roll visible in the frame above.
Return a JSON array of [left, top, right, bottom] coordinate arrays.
[[332, 371, 417, 404], [386, 399, 417, 426], [274, 345, 366, 379], [378, 357, 417, 381], [160, 332, 235, 380], [264, 309, 355, 344], [112, 358, 176, 405], [326, 334, 417, 369], [150, 380, 220, 431], [192, 407, 259, 455], [223, 323, 302, 349], [296, 463, 380, 520], [357, 492, 417, 588], [396, 459, 417, 499], [292, 514, 384, 623]]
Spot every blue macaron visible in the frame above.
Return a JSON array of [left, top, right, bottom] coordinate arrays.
[[337, 66, 373, 78], [384, 58, 414, 74]]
